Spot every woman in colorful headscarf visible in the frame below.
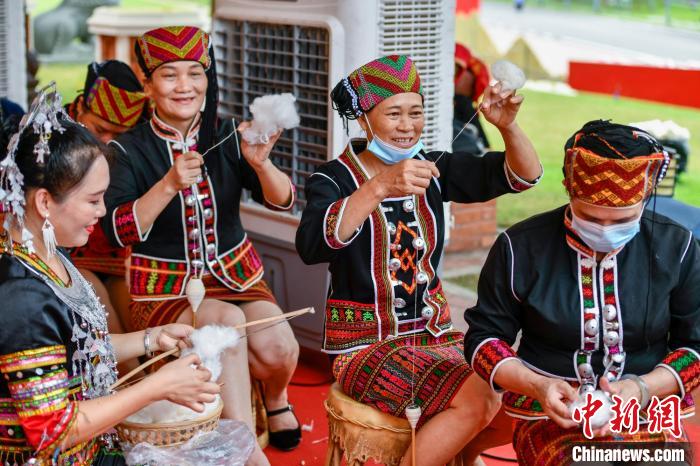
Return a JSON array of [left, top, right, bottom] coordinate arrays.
[[0, 90, 219, 466], [68, 60, 149, 343], [296, 55, 542, 466], [102, 26, 300, 462], [465, 120, 700, 465]]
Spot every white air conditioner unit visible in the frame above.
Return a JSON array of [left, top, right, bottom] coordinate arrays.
[[212, 0, 455, 349], [0, 0, 28, 109]]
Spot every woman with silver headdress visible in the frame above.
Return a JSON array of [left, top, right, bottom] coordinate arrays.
[[0, 87, 220, 465]]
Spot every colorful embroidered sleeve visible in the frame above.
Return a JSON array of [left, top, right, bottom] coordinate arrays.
[[263, 177, 296, 212], [0, 346, 78, 453], [657, 348, 700, 399], [471, 338, 518, 392], [464, 233, 524, 392], [110, 199, 152, 247], [504, 158, 542, 192], [323, 197, 361, 250], [296, 169, 360, 264], [659, 236, 700, 399]]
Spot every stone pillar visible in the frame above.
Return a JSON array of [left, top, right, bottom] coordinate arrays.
[[87, 6, 210, 80], [445, 200, 497, 252]]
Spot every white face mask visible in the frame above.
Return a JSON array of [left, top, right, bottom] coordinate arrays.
[[571, 209, 642, 253], [364, 115, 423, 164]]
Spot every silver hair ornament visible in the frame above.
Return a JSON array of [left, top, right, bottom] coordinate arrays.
[[0, 82, 70, 250]]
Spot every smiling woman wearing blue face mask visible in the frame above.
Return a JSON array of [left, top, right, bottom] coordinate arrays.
[[465, 120, 700, 466], [296, 55, 542, 466]]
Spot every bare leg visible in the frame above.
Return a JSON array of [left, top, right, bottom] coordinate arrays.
[[176, 299, 270, 466], [460, 407, 513, 464], [398, 375, 501, 466], [238, 300, 300, 432]]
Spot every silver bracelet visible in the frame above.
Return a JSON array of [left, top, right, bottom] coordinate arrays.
[[620, 374, 650, 409], [144, 328, 153, 358]]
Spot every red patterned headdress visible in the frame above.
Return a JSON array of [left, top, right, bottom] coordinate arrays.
[[563, 120, 669, 207], [85, 77, 147, 127], [455, 43, 490, 100], [136, 26, 211, 77]]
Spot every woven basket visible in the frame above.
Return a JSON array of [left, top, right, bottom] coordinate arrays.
[[116, 399, 224, 447]]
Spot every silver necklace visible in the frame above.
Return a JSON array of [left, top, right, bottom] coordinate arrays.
[[18, 251, 118, 398]]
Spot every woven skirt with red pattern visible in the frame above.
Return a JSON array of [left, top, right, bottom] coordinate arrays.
[[333, 331, 472, 428], [513, 418, 691, 466], [129, 274, 276, 330]]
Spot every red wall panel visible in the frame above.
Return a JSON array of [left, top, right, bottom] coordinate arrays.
[[568, 61, 700, 109]]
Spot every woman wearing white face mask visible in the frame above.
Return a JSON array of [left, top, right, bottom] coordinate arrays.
[[465, 120, 700, 465], [296, 55, 542, 466]]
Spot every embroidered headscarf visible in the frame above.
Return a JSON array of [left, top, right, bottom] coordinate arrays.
[[563, 120, 669, 207], [331, 55, 423, 123], [455, 43, 489, 100], [135, 26, 218, 154], [82, 60, 147, 128], [135, 26, 211, 77]]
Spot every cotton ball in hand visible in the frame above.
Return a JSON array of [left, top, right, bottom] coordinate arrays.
[[491, 60, 526, 92], [181, 325, 240, 381], [568, 389, 614, 430], [242, 93, 301, 144]]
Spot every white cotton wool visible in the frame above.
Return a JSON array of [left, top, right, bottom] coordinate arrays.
[[241, 93, 301, 145], [491, 60, 526, 92], [125, 325, 240, 425], [568, 389, 614, 430], [181, 325, 241, 381]]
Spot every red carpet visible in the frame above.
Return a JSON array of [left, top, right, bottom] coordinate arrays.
[[265, 353, 699, 465]]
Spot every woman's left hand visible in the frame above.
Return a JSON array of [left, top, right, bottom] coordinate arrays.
[[155, 324, 195, 352], [480, 82, 525, 130], [237, 121, 282, 171]]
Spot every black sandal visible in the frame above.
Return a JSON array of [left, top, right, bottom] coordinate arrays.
[[266, 404, 302, 451]]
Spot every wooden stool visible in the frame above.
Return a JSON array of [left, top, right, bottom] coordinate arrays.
[[324, 383, 467, 466]]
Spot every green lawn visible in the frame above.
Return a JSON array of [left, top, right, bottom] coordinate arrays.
[[37, 63, 86, 104], [484, 89, 700, 226], [31, 0, 210, 16]]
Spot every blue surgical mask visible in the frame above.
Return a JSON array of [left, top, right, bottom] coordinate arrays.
[[571, 210, 641, 253], [364, 115, 423, 164]]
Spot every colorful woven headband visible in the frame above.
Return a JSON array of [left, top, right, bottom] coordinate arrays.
[[136, 26, 211, 76], [85, 77, 147, 127], [331, 55, 423, 120], [455, 43, 489, 100], [563, 121, 668, 207]]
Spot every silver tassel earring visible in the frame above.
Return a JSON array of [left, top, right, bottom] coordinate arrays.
[[42, 215, 57, 259]]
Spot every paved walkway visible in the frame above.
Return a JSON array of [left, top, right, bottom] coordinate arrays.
[[442, 249, 489, 332], [481, 2, 700, 64]]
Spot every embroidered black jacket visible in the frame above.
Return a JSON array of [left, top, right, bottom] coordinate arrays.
[[103, 114, 294, 301], [296, 139, 536, 353], [464, 206, 700, 419]]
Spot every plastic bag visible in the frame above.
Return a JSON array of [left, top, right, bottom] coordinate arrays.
[[124, 420, 255, 466]]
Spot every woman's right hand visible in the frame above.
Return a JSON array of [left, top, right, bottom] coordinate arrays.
[[533, 377, 579, 429], [150, 354, 221, 412], [372, 159, 440, 198], [163, 151, 203, 192]]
